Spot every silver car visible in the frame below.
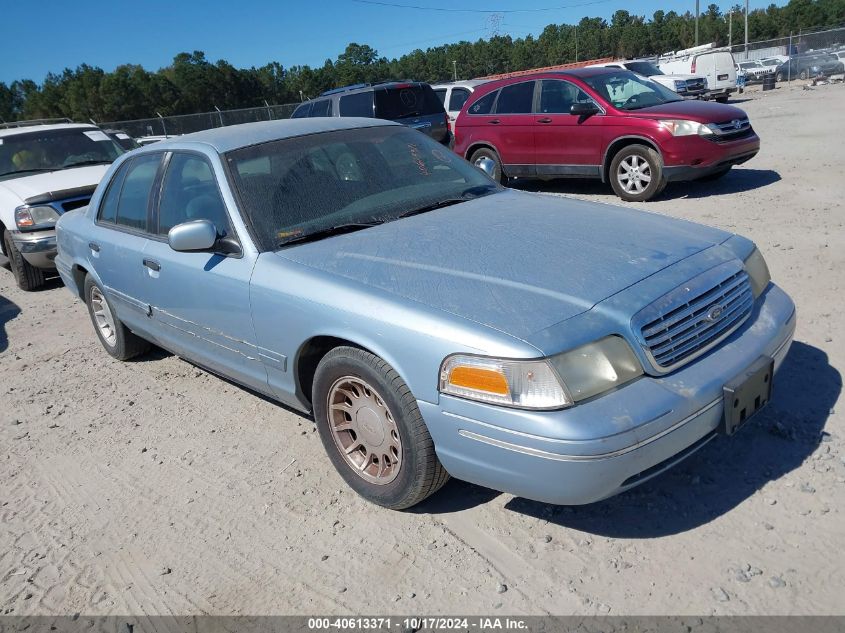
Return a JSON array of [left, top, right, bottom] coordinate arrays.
[[55, 118, 795, 510]]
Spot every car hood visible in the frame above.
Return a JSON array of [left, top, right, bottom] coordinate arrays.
[[276, 190, 730, 340], [0, 165, 110, 202], [658, 73, 705, 81], [631, 100, 748, 123]]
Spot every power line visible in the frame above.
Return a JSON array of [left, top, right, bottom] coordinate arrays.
[[351, 0, 610, 14]]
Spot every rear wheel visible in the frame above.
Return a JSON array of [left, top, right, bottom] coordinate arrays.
[[469, 147, 505, 184], [799, 70, 808, 80], [312, 346, 449, 510], [609, 145, 665, 202], [3, 229, 45, 291], [715, 95, 729, 103], [84, 275, 149, 360]]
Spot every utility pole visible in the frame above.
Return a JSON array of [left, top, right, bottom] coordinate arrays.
[[452, 60, 457, 81], [695, 0, 700, 46], [728, 10, 732, 47], [574, 25, 578, 62], [744, 0, 749, 55]]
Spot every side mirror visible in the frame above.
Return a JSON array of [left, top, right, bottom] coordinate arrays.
[[168, 219, 218, 252], [570, 102, 599, 117]]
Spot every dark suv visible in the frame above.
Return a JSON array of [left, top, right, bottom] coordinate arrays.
[[291, 82, 449, 144]]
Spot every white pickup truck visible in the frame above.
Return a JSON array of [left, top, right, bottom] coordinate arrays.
[[587, 60, 708, 98], [0, 120, 124, 290]]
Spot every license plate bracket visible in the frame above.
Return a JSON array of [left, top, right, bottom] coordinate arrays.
[[722, 355, 774, 435]]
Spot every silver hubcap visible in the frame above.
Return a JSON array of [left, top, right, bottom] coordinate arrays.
[[327, 376, 402, 485], [90, 286, 117, 347], [617, 155, 652, 194], [474, 156, 497, 178]]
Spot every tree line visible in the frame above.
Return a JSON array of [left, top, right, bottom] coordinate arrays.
[[1, 0, 842, 123]]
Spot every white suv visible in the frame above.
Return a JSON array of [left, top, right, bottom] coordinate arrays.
[[0, 120, 124, 290], [588, 60, 708, 98], [432, 80, 489, 131]]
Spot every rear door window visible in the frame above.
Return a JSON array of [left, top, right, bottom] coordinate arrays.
[[310, 99, 333, 117], [339, 92, 374, 117], [98, 160, 131, 224], [494, 81, 535, 114], [114, 153, 161, 232], [291, 102, 312, 118], [434, 89, 447, 106]]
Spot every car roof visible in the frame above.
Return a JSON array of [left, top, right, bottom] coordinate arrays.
[[0, 123, 98, 139], [142, 117, 400, 154], [430, 80, 489, 89]]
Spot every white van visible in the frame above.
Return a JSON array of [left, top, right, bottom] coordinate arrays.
[[658, 44, 738, 102]]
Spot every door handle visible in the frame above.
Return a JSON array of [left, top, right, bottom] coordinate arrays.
[[487, 119, 500, 125], [88, 242, 100, 252], [537, 117, 553, 123], [143, 258, 161, 272]]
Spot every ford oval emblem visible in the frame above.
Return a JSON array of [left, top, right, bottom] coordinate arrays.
[[706, 304, 725, 322]]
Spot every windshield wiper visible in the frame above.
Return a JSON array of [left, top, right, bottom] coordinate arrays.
[[61, 160, 112, 169], [395, 184, 498, 220], [0, 168, 55, 178], [277, 222, 380, 248]]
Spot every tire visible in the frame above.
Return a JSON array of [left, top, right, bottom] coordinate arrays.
[[699, 166, 731, 181], [84, 275, 149, 361], [312, 346, 449, 510], [715, 95, 729, 103], [469, 147, 506, 185], [608, 145, 665, 202], [3, 229, 45, 291], [799, 70, 808, 80], [776, 72, 785, 82]]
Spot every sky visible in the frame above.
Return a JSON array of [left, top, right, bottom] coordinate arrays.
[[0, 0, 755, 84]]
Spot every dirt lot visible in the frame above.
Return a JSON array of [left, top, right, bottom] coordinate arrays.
[[1, 82, 844, 617]]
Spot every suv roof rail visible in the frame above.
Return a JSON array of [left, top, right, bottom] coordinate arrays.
[[320, 83, 372, 96], [0, 117, 75, 129]]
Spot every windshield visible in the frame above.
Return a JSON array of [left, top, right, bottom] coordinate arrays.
[[226, 125, 498, 251], [0, 128, 124, 181], [624, 61, 663, 76], [374, 85, 444, 120], [583, 70, 683, 110]]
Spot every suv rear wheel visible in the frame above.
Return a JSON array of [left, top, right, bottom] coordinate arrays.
[[609, 145, 665, 202], [469, 147, 505, 184], [3, 229, 45, 291]]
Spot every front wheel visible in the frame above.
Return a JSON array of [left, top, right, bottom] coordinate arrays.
[[469, 147, 506, 184], [775, 71, 785, 82], [312, 346, 449, 510], [715, 95, 729, 103], [609, 145, 665, 202], [84, 275, 149, 360], [3, 230, 45, 291]]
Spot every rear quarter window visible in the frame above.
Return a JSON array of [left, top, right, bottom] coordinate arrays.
[[467, 90, 497, 115], [339, 92, 374, 117], [374, 85, 443, 119], [98, 160, 131, 223]]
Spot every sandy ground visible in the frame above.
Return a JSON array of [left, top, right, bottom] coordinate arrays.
[[1, 82, 844, 618]]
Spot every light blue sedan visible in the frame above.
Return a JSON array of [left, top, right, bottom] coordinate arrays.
[[55, 118, 796, 510]]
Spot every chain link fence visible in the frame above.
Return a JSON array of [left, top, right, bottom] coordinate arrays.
[[100, 103, 300, 139], [730, 25, 845, 62]]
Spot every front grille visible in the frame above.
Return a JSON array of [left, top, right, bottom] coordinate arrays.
[[685, 79, 707, 92], [638, 269, 754, 371], [706, 116, 754, 143]]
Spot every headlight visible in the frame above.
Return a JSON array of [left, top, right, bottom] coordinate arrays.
[[439, 355, 570, 409], [549, 336, 643, 403], [439, 336, 643, 410], [744, 247, 771, 298], [659, 119, 714, 137], [15, 204, 60, 230]]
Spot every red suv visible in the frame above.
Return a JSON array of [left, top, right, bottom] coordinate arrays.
[[452, 67, 760, 201]]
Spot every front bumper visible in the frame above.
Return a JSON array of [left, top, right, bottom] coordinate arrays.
[[10, 229, 57, 269], [662, 132, 760, 182], [419, 284, 795, 505]]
